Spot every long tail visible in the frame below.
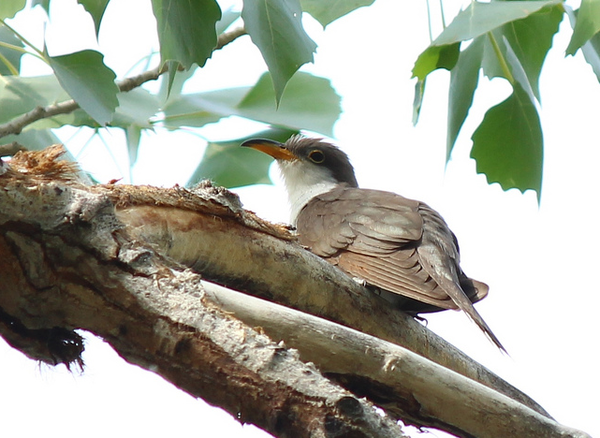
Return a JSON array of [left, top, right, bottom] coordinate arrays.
[[449, 283, 508, 354]]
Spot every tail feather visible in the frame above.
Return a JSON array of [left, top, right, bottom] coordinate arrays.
[[449, 283, 507, 354]]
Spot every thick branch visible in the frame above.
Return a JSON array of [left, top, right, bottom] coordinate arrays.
[[113, 185, 549, 418], [203, 281, 591, 438], [0, 148, 404, 438], [0, 146, 592, 438], [0, 27, 247, 138]]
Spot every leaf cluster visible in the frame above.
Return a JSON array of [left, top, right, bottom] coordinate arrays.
[[2, 1, 600, 196], [413, 0, 600, 200], [0, 0, 370, 186]]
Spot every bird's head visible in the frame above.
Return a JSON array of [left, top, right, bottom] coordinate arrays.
[[241, 136, 358, 188], [242, 136, 358, 224]]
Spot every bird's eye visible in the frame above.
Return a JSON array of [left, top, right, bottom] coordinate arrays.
[[308, 149, 325, 163]]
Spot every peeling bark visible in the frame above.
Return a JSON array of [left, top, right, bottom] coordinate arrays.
[[112, 186, 547, 417], [0, 147, 405, 438]]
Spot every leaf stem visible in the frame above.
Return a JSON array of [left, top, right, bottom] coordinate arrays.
[[0, 40, 47, 64], [0, 41, 26, 53], [487, 32, 514, 84], [426, 0, 434, 42], [0, 51, 19, 75], [0, 18, 48, 63]]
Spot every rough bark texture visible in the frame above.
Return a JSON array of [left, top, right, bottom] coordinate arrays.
[[0, 146, 592, 438], [0, 147, 405, 438], [203, 281, 591, 438], [113, 188, 546, 416]]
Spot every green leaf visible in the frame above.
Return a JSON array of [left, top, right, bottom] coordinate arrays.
[[0, 25, 25, 75], [503, 36, 537, 105], [412, 78, 426, 126], [447, 36, 484, 159], [471, 37, 543, 199], [481, 32, 510, 82], [48, 50, 119, 125], [481, 4, 562, 99], [237, 71, 340, 136], [162, 87, 250, 128], [77, 0, 109, 37], [566, 6, 600, 82], [113, 88, 160, 129], [413, 0, 561, 81], [242, 0, 317, 103], [412, 43, 460, 81], [412, 43, 459, 123], [188, 128, 298, 188], [471, 82, 543, 199], [159, 65, 198, 101], [126, 124, 142, 167], [163, 72, 341, 136], [216, 7, 241, 34], [0, 129, 62, 151], [162, 60, 181, 98], [416, 0, 561, 171], [481, 32, 541, 99], [435, 1, 561, 46], [151, 0, 221, 69], [39, 88, 159, 130], [300, 0, 374, 27], [0, 75, 156, 131], [0, 0, 26, 19], [581, 30, 600, 82], [501, 4, 562, 100], [31, 0, 49, 13], [567, 0, 600, 55], [0, 75, 69, 125]]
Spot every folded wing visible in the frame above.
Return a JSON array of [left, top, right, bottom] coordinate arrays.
[[296, 185, 504, 351]]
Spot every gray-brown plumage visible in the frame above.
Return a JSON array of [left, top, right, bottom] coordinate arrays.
[[242, 135, 505, 351]]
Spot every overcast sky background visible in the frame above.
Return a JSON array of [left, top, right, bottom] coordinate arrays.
[[1, 1, 598, 437]]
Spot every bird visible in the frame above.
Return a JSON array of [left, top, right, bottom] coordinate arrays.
[[241, 135, 505, 351]]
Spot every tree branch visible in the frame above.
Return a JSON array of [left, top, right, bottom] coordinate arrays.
[[112, 183, 550, 419], [0, 141, 26, 156], [203, 281, 591, 438], [0, 146, 592, 438], [0, 146, 404, 438], [215, 26, 247, 50], [0, 27, 247, 139]]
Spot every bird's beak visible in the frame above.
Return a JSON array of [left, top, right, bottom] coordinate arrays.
[[241, 138, 297, 161]]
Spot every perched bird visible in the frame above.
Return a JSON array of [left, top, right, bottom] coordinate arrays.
[[242, 136, 504, 351]]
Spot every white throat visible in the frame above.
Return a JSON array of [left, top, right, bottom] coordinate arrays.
[[277, 160, 339, 226]]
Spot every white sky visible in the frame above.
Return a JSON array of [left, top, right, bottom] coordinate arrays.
[[1, 1, 598, 437]]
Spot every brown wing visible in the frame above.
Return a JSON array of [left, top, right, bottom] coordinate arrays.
[[296, 185, 504, 351], [296, 186, 459, 308]]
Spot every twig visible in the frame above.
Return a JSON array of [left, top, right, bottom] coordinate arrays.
[[0, 27, 247, 139], [0, 141, 26, 156], [216, 26, 246, 50], [0, 101, 81, 138], [117, 64, 164, 93]]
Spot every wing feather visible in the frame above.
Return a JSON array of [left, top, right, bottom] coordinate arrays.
[[296, 186, 489, 315], [337, 251, 455, 308]]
